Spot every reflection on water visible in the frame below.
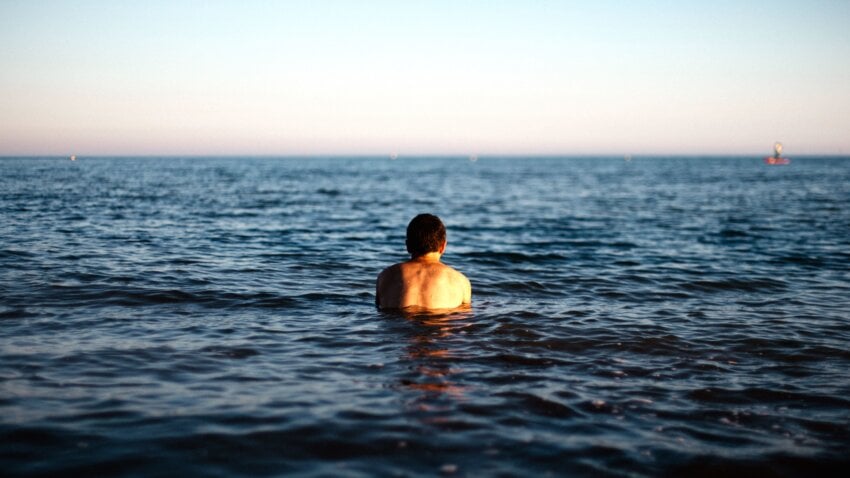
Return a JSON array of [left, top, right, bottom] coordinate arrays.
[[400, 308, 473, 404]]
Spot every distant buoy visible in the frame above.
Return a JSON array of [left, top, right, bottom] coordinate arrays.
[[468, 154, 478, 163], [70, 155, 76, 161], [624, 154, 632, 162], [764, 142, 790, 165], [389, 152, 398, 160]]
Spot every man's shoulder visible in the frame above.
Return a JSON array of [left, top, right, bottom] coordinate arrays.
[[441, 264, 471, 304], [442, 264, 470, 283], [377, 263, 403, 279], [441, 262, 465, 275]]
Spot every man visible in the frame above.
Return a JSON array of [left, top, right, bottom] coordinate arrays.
[[376, 214, 472, 310]]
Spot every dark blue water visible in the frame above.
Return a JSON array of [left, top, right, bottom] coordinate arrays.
[[2, 156, 849, 476]]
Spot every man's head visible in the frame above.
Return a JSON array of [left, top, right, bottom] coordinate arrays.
[[406, 213, 446, 258]]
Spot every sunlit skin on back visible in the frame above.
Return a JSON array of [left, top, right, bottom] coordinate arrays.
[[376, 249, 471, 310], [376, 214, 471, 310]]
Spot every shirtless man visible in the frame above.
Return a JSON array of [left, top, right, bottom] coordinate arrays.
[[376, 214, 472, 310]]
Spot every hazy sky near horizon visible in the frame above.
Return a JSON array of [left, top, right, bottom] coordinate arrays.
[[1, 0, 848, 156]]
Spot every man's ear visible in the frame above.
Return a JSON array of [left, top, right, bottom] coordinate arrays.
[[439, 240, 447, 254]]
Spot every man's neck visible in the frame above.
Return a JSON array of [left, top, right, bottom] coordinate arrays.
[[411, 252, 442, 263]]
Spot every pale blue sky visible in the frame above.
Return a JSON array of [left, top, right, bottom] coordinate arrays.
[[1, 0, 848, 155]]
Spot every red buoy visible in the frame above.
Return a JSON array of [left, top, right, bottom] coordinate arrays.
[[765, 142, 790, 165]]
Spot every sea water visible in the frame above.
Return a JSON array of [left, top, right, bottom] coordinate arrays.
[[1, 156, 849, 476]]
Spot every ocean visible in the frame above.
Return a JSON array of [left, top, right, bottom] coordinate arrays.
[[1, 156, 849, 476]]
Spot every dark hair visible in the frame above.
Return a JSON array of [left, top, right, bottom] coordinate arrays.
[[406, 214, 446, 257]]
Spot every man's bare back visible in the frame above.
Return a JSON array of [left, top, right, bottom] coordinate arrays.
[[376, 254, 471, 310], [376, 214, 471, 310]]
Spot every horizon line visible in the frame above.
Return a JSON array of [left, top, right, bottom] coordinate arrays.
[[2, 153, 849, 159]]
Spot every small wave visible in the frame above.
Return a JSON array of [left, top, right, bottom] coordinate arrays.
[[620, 334, 688, 356], [492, 353, 562, 367], [772, 254, 825, 267], [0, 308, 37, 320], [719, 228, 750, 238], [496, 392, 579, 418], [493, 323, 545, 340], [19, 284, 299, 309], [678, 278, 786, 293], [460, 251, 567, 265], [492, 281, 550, 292], [668, 454, 850, 478], [0, 426, 85, 448], [200, 346, 260, 359], [686, 387, 850, 407], [534, 337, 601, 353], [0, 248, 36, 259], [65, 408, 140, 421], [208, 210, 261, 218], [294, 292, 353, 304]]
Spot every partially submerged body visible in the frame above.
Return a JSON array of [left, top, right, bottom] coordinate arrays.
[[376, 214, 471, 311], [376, 252, 472, 310]]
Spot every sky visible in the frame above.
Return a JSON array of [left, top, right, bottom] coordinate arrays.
[[1, 0, 848, 156]]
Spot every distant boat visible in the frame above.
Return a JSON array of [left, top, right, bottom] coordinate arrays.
[[70, 155, 76, 161], [764, 142, 790, 165]]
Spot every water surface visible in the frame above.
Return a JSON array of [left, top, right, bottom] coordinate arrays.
[[1, 156, 849, 476]]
